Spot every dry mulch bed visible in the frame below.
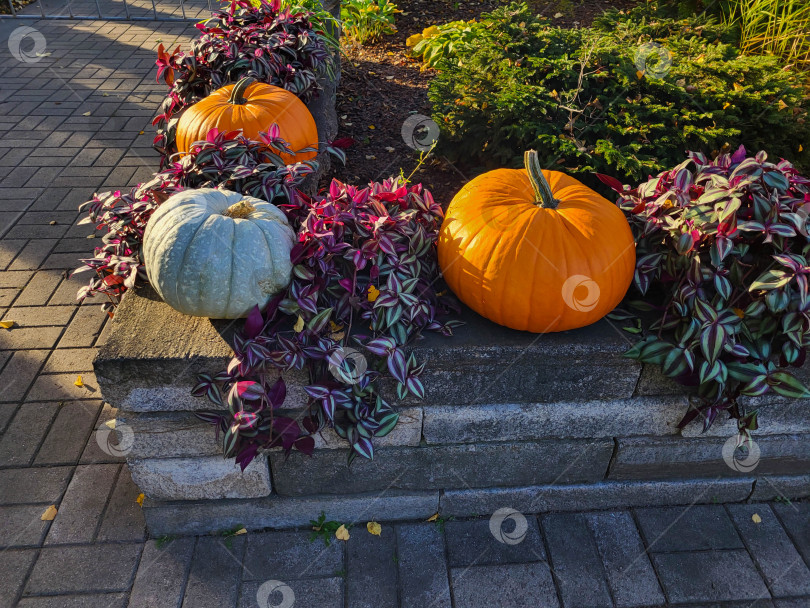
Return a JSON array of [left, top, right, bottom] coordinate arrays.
[[329, 0, 636, 205]]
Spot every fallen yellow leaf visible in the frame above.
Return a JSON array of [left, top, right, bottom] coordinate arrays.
[[74, 375, 84, 387], [368, 125, 376, 130], [368, 285, 380, 302], [82, 111, 91, 116], [752, 513, 762, 524], [335, 524, 350, 541], [0, 320, 15, 329], [136, 493, 145, 507], [367, 521, 382, 536], [800, 145, 804, 152], [636, 70, 644, 80], [293, 315, 305, 333], [105, 419, 116, 429], [426, 512, 440, 522], [234, 527, 248, 535], [41, 505, 58, 521]]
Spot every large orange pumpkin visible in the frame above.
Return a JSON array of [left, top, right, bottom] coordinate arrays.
[[438, 150, 635, 333], [175, 77, 318, 164]]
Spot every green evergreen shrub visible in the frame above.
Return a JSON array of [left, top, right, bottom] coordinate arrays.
[[428, 2, 809, 183]]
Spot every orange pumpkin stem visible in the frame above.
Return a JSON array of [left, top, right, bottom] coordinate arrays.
[[524, 150, 559, 209], [228, 77, 256, 105]]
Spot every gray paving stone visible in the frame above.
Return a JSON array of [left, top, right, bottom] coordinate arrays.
[[182, 536, 244, 608], [0, 401, 58, 466], [347, 523, 397, 608], [587, 511, 665, 607], [238, 577, 344, 608], [96, 465, 146, 542], [0, 350, 50, 402], [652, 550, 770, 603], [25, 543, 142, 595], [396, 523, 451, 608], [445, 516, 546, 567], [0, 402, 16, 432], [772, 502, 810, 572], [45, 463, 118, 544], [728, 503, 810, 597], [34, 400, 101, 464], [635, 504, 744, 552], [0, 504, 52, 548], [542, 513, 613, 608], [451, 563, 559, 608], [128, 537, 195, 608], [16, 594, 128, 608], [242, 530, 343, 581], [0, 466, 73, 504], [0, 549, 37, 608]]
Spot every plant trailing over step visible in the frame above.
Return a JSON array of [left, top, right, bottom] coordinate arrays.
[[602, 145, 810, 438], [75, 129, 318, 308], [194, 177, 461, 466], [428, 2, 809, 184], [153, 0, 332, 162]]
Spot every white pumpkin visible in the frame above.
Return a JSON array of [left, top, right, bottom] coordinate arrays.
[[143, 188, 295, 319]]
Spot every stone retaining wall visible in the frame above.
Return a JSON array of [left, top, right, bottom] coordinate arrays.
[[94, 285, 810, 535]]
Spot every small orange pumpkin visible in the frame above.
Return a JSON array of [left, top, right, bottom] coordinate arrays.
[[175, 77, 318, 164], [438, 150, 635, 333]]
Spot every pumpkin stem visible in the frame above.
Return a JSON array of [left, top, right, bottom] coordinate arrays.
[[223, 200, 255, 219], [524, 150, 559, 209], [228, 77, 256, 105]]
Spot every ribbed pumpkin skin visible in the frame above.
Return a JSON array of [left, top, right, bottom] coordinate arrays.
[[143, 188, 295, 319], [438, 167, 635, 333], [175, 81, 318, 164]]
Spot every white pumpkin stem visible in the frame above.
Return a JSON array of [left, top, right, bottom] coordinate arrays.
[[223, 200, 255, 219], [524, 150, 559, 209], [229, 77, 256, 105]]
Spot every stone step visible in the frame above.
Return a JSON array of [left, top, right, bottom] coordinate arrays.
[[139, 475, 810, 537]]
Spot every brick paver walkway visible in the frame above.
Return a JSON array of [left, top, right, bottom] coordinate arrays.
[[1, 13, 810, 608]]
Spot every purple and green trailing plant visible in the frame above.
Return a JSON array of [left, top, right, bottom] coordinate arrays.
[[193, 177, 462, 466], [75, 128, 320, 308], [600, 146, 810, 442], [153, 0, 333, 163]]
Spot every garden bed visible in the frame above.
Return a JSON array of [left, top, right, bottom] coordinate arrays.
[[94, 284, 810, 535], [329, 0, 636, 203]]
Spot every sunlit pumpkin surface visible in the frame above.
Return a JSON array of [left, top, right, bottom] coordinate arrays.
[[438, 165, 636, 333], [176, 80, 318, 164], [143, 188, 295, 319]]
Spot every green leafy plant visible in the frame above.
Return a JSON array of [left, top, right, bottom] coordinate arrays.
[[309, 512, 345, 546], [406, 20, 479, 68], [341, 0, 398, 45], [428, 2, 809, 183], [601, 145, 810, 438]]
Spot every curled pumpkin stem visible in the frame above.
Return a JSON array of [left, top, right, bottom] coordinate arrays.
[[223, 200, 255, 218], [524, 150, 559, 209], [229, 76, 256, 105]]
